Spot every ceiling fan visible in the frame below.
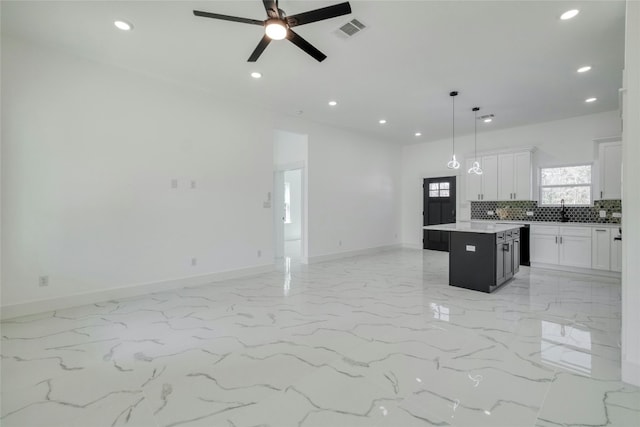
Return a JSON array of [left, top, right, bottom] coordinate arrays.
[[193, 0, 352, 62]]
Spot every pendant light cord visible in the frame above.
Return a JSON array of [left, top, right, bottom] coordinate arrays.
[[474, 108, 477, 160], [452, 94, 455, 156]]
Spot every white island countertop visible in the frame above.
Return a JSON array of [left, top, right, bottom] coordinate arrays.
[[423, 222, 522, 234]]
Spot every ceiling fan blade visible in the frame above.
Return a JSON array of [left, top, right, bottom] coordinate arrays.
[[286, 29, 327, 62], [248, 34, 272, 62], [193, 10, 264, 26], [262, 0, 279, 19], [286, 2, 351, 27]]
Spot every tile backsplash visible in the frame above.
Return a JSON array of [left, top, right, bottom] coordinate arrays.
[[470, 200, 622, 224]]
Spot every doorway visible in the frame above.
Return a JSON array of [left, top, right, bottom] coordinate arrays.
[[423, 176, 456, 251]]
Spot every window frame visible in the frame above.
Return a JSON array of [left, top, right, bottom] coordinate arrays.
[[538, 162, 594, 207]]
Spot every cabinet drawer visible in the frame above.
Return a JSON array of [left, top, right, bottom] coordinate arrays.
[[559, 226, 591, 237], [512, 228, 520, 237], [496, 232, 505, 242], [531, 225, 559, 236]]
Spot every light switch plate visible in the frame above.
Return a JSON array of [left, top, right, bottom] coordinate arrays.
[[612, 212, 622, 218], [487, 211, 494, 216], [526, 211, 534, 216], [466, 245, 476, 252]]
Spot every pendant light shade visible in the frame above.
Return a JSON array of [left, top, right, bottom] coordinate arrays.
[[468, 107, 483, 175], [447, 91, 460, 169]]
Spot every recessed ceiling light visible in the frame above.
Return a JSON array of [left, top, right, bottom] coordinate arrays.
[[114, 20, 133, 31], [484, 118, 493, 123], [250, 72, 262, 79], [585, 97, 597, 103], [415, 132, 422, 137], [379, 119, 387, 124], [328, 101, 337, 106], [560, 9, 579, 20], [577, 65, 592, 73]]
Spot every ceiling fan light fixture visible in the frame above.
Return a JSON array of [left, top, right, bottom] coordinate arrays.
[[265, 20, 287, 40]]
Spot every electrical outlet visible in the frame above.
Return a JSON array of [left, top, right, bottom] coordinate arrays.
[[191, 257, 197, 266], [526, 211, 534, 216], [612, 212, 622, 218], [487, 211, 494, 216], [171, 179, 178, 189], [257, 250, 262, 257], [39, 276, 49, 287], [599, 210, 607, 218]]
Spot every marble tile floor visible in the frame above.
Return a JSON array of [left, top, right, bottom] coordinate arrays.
[[1, 248, 639, 427]]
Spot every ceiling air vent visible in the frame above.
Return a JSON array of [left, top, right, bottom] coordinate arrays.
[[335, 19, 367, 39]]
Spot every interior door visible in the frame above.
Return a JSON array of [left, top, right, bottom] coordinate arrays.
[[423, 176, 456, 251]]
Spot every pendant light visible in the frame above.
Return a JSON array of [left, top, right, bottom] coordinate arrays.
[[447, 91, 460, 169], [468, 107, 483, 175]]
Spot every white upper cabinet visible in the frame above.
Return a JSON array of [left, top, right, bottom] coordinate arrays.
[[465, 155, 498, 201], [498, 151, 532, 201], [598, 141, 622, 200]]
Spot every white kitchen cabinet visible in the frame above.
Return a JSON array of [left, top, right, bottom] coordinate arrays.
[[591, 228, 611, 270], [598, 141, 622, 200], [611, 228, 622, 272], [498, 151, 532, 201], [465, 155, 498, 201], [531, 225, 591, 268], [531, 233, 559, 264]]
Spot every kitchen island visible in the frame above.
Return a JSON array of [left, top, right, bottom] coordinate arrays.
[[423, 222, 522, 293]]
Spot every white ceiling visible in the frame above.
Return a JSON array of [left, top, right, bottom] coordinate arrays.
[[1, 1, 626, 144]]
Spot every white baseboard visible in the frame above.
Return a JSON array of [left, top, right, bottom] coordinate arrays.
[[401, 242, 422, 250], [0, 264, 274, 320], [530, 263, 622, 279], [622, 359, 640, 387], [308, 244, 402, 264]]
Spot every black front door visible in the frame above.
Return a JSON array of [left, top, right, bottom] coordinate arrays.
[[423, 176, 456, 251]]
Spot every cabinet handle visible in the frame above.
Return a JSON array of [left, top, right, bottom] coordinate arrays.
[[596, 229, 606, 232], [560, 236, 563, 244], [478, 194, 480, 200], [601, 191, 603, 199], [555, 236, 558, 244]]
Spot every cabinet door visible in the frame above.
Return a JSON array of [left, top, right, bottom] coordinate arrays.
[[496, 243, 505, 284], [559, 235, 592, 268], [611, 233, 622, 272], [531, 234, 558, 264], [514, 151, 532, 200], [482, 155, 498, 201], [497, 153, 515, 200], [513, 238, 520, 274], [591, 228, 611, 270], [504, 241, 514, 280], [599, 142, 622, 199], [466, 158, 482, 201]]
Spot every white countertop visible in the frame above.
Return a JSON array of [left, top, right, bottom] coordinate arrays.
[[423, 222, 522, 234], [463, 219, 621, 228]]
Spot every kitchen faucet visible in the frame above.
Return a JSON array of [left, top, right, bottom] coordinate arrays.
[[560, 199, 569, 222]]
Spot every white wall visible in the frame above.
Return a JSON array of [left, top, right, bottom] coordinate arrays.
[[284, 169, 302, 241], [1, 37, 276, 311], [274, 118, 403, 259], [1, 36, 403, 314], [621, 0, 640, 387], [401, 111, 621, 247]]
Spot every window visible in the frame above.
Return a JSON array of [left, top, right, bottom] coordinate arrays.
[[284, 182, 291, 224], [539, 164, 592, 205], [428, 181, 450, 198]]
